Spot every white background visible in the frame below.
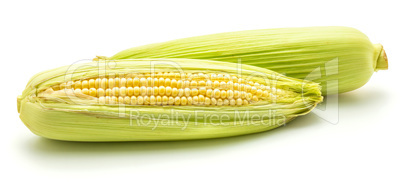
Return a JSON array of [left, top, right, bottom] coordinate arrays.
[[1, 0, 401, 181]]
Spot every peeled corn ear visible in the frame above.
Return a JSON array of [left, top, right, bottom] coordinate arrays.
[[108, 26, 388, 95], [17, 59, 322, 141]]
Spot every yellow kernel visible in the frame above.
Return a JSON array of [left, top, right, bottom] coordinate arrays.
[[184, 88, 191, 97], [251, 87, 257, 94], [119, 87, 126, 96], [140, 86, 147, 96], [191, 88, 198, 96], [234, 83, 239, 90], [240, 91, 246, 99], [118, 96, 124, 104], [213, 81, 220, 88], [220, 90, 227, 99], [97, 88, 105, 97], [120, 78, 127, 87], [252, 95, 259, 102], [159, 86, 166, 95], [227, 81, 234, 90], [184, 80, 190, 88], [131, 96, 137, 105], [227, 90, 234, 99], [105, 96, 110, 104], [165, 86, 172, 96], [190, 80, 197, 88], [263, 90, 269, 98], [230, 99, 236, 106], [187, 97, 193, 105], [156, 96, 162, 105], [198, 95, 205, 105], [213, 89, 220, 98], [74, 88, 82, 96], [147, 87, 153, 95], [217, 99, 223, 106], [217, 74, 224, 81], [245, 85, 252, 92], [140, 78, 147, 86], [115, 78, 121, 87], [180, 97, 187, 105], [206, 81, 213, 89], [101, 78, 107, 89], [99, 96, 106, 105], [124, 96, 131, 104], [246, 93, 252, 100], [112, 87, 119, 96], [133, 77, 140, 87], [243, 100, 249, 105], [223, 99, 229, 106], [171, 79, 178, 88], [232, 76, 238, 83], [220, 81, 226, 89], [95, 78, 100, 89], [199, 87, 207, 95], [89, 88, 97, 97], [198, 81, 206, 87], [234, 90, 240, 98], [126, 78, 133, 87], [169, 72, 175, 79], [204, 97, 211, 106], [89, 79, 95, 88], [211, 98, 217, 105], [168, 96, 175, 105], [147, 77, 153, 86], [175, 73, 181, 80], [178, 89, 184, 97], [174, 97, 180, 105], [177, 80, 183, 88], [143, 96, 150, 105], [223, 75, 230, 82], [154, 86, 159, 95], [82, 88, 89, 95], [108, 78, 115, 88], [236, 99, 243, 106], [137, 96, 144, 105], [210, 74, 217, 80], [192, 96, 199, 105], [150, 96, 156, 105], [111, 96, 117, 104], [153, 78, 159, 87], [105, 88, 112, 96], [165, 78, 171, 87], [172, 88, 178, 97], [127, 87, 134, 96], [206, 89, 213, 97], [256, 89, 263, 97], [133, 87, 140, 96], [158, 78, 165, 86], [75, 81, 82, 89], [162, 96, 168, 105]]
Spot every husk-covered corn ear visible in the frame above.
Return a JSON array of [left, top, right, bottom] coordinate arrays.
[[17, 59, 322, 141], [107, 26, 388, 95]]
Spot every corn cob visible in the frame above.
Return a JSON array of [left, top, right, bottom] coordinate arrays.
[[17, 59, 322, 141], [107, 26, 388, 95]]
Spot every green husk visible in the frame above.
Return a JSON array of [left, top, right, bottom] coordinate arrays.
[[108, 26, 388, 95]]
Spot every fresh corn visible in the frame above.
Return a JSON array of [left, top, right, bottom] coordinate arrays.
[[17, 59, 322, 141], [107, 26, 388, 95]]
